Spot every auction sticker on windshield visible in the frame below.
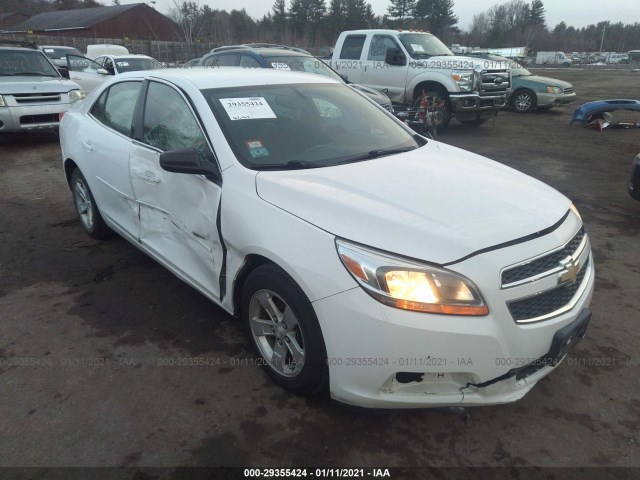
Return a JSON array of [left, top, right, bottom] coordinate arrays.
[[411, 44, 425, 53], [220, 97, 277, 121]]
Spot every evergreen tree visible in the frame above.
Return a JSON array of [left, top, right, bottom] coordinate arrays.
[[387, 0, 416, 27], [413, 0, 458, 37], [529, 0, 545, 28]]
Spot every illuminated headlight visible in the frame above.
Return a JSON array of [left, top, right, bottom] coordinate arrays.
[[0, 95, 5, 107], [68, 89, 86, 104], [546, 86, 562, 94], [336, 239, 489, 316], [452, 70, 474, 92]]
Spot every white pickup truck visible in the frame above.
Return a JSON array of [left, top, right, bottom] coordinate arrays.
[[331, 29, 512, 126]]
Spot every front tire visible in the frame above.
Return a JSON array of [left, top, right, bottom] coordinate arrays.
[[241, 264, 328, 396], [512, 89, 537, 113], [413, 89, 451, 130], [70, 168, 110, 239]]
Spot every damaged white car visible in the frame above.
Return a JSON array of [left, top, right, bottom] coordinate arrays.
[[60, 68, 594, 408]]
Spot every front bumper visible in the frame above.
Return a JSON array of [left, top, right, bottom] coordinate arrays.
[[313, 215, 594, 409], [450, 93, 507, 121], [0, 103, 67, 133], [537, 92, 577, 108]]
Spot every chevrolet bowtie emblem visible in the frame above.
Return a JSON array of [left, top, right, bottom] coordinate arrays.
[[559, 257, 580, 285]]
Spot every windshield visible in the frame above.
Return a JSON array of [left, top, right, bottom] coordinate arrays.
[[265, 55, 343, 82], [114, 57, 161, 73], [0, 50, 60, 77], [41, 47, 82, 60], [203, 83, 419, 170], [398, 33, 453, 58], [500, 57, 530, 76]]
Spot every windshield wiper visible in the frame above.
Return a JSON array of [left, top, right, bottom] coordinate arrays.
[[337, 147, 417, 165], [253, 160, 321, 170]]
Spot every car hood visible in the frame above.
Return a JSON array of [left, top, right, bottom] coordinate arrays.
[[350, 83, 391, 105], [256, 142, 570, 264], [0, 76, 80, 93], [514, 75, 573, 89]]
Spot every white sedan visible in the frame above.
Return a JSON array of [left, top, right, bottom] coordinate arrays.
[[65, 53, 161, 93], [60, 68, 594, 409]]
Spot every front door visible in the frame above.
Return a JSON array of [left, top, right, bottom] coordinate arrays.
[[130, 80, 224, 299]]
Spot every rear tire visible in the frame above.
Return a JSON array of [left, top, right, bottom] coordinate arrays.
[[241, 264, 328, 396], [70, 168, 110, 239]]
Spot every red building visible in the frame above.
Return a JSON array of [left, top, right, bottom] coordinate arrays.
[[7, 4, 180, 41]]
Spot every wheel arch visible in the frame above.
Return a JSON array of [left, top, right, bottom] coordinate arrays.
[[63, 159, 79, 189], [231, 253, 280, 316], [412, 81, 449, 101]]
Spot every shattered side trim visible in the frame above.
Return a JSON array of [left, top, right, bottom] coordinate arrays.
[[217, 199, 227, 300]]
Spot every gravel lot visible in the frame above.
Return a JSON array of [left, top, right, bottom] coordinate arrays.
[[0, 68, 639, 472]]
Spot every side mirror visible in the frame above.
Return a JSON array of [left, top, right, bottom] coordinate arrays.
[[97, 68, 110, 75], [58, 67, 70, 79], [385, 47, 406, 66], [339, 73, 350, 83], [160, 148, 221, 182]]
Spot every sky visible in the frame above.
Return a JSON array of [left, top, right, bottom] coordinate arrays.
[[150, 0, 640, 31]]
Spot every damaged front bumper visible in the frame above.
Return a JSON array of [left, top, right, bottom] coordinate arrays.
[[449, 93, 507, 122], [312, 252, 594, 409]]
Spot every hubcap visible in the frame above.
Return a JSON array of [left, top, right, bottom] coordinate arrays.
[[515, 93, 532, 111], [74, 179, 94, 230], [248, 289, 305, 377]]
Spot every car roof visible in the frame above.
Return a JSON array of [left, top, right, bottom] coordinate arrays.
[[101, 54, 155, 60], [209, 48, 310, 58], [118, 67, 340, 90]]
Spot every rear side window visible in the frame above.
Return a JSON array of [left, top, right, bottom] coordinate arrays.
[[239, 55, 261, 68], [202, 54, 238, 67], [340, 35, 366, 60], [90, 81, 142, 136]]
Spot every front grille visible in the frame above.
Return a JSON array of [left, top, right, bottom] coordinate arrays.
[[480, 69, 511, 94], [13, 92, 62, 104], [564, 87, 575, 94], [507, 259, 589, 322], [20, 113, 59, 125], [502, 228, 585, 286]]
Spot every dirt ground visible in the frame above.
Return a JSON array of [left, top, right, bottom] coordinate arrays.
[[1, 68, 639, 473]]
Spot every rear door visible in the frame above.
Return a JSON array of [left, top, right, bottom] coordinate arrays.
[[129, 80, 224, 299], [81, 80, 144, 238], [334, 34, 367, 83]]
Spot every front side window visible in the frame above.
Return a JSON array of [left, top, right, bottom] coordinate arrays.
[[202, 54, 238, 67], [203, 83, 419, 170], [92, 81, 142, 135], [367, 35, 401, 61], [67, 54, 103, 74], [142, 81, 212, 163]]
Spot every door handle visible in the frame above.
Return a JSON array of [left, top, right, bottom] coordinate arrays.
[[134, 169, 161, 184], [81, 140, 93, 151]]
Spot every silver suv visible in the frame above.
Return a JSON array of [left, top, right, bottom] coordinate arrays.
[[0, 42, 84, 134]]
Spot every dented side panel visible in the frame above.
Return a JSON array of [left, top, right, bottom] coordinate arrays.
[[130, 146, 223, 298]]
